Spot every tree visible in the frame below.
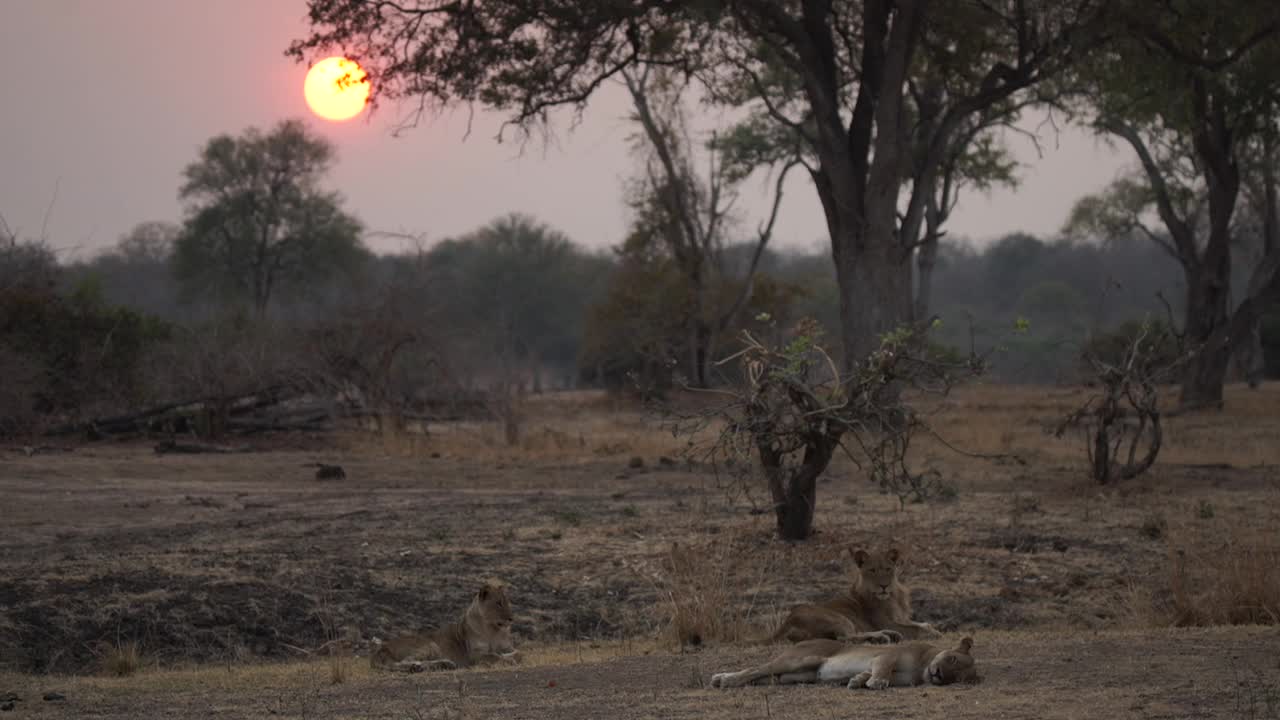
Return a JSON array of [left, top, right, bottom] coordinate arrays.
[[289, 0, 1105, 540], [289, 0, 1101, 368], [580, 235, 806, 396], [1066, 0, 1280, 409], [620, 65, 795, 387], [173, 119, 367, 316], [64, 222, 180, 318], [425, 214, 609, 444], [117, 221, 177, 264]]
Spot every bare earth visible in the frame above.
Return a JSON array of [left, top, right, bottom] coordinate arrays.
[[1, 385, 1279, 718]]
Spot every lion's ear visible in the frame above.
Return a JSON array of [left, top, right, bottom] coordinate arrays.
[[886, 548, 901, 564], [852, 548, 870, 567], [957, 637, 973, 654], [478, 585, 490, 600]]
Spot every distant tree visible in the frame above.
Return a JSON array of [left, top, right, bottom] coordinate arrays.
[[117, 221, 177, 264], [64, 222, 181, 317], [173, 119, 367, 316], [426, 214, 609, 444], [983, 233, 1047, 308], [620, 65, 795, 388], [580, 233, 806, 395], [0, 220, 59, 294]]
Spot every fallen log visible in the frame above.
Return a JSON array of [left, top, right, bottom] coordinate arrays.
[[153, 440, 254, 455], [45, 386, 299, 437]]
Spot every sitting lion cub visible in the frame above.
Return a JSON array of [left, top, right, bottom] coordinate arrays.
[[773, 547, 941, 644], [370, 579, 518, 672], [711, 637, 977, 689]]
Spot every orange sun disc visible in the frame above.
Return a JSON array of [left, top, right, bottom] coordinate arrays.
[[304, 56, 371, 122]]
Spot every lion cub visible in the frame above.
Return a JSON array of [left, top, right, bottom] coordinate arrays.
[[711, 636, 977, 689], [773, 547, 941, 644], [370, 579, 518, 672]]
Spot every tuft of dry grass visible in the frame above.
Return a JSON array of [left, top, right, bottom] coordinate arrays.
[[648, 537, 778, 651], [1129, 523, 1280, 628], [101, 641, 142, 677], [327, 651, 351, 685]]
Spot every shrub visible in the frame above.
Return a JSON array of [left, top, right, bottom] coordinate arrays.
[[1080, 318, 1181, 383], [0, 279, 170, 434]]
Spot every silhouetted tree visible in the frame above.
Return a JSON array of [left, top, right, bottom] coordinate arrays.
[[173, 119, 367, 316]]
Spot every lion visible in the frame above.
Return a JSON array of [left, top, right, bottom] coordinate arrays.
[[710, 636, 977, 689], [370, 579, 518, 672], [772, 547, 941, 644]]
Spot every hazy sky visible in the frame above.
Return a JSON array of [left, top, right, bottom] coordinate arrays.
[[2, 1, 1131, 260]]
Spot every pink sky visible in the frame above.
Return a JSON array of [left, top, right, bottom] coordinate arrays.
[[2, 0, 1129, 259]]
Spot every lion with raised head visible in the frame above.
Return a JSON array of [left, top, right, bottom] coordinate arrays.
[[711, 636, 977, 689], [370, 579, 519, 672], [772, 547, 941, 644]]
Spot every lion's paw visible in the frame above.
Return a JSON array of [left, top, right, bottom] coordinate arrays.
[[866, 677, 891, 690], [873, 630, 903, 644], [847, 672, 871, 689]]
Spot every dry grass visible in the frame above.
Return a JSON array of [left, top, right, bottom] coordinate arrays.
[[643, 534, 784, 651], [100, 641, 141, 677], [4, 382, 1279, 718], [343, 383, 1280, 480], [1163, 526, 1280, 627], [342, 390, 699, 464], [327, 647, 352, 685], [906, 382, 1280, 485], [1123, 504, 1280, 629]]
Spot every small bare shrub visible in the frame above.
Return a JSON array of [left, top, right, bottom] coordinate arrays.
[[1056, 318, 1190, 484]]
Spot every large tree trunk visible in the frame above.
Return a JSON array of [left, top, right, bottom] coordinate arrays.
[[1179, 95, 1240, 410], [832, 225, 915, 372], [1179, 263, 1233, 409]]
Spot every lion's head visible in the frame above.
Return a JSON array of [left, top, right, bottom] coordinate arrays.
[[926, 637, 977, 685], [466, 579, 515, 655], [852, 547, 901, 601]]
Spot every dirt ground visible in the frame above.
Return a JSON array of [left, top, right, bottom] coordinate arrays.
[[1, 384, 1279, 718]]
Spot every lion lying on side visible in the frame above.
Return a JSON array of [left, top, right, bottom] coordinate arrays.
[[370, 579, 518, 672], [711, 637, 977, 689], [772, 547, 941, 644]]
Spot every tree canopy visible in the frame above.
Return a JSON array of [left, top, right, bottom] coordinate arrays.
[[174, 119, 367, 315]]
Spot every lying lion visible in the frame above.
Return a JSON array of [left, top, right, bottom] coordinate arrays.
[[711, 636, 977, 689], [370, 579, 518, 672], [773, 547, 940, 644]]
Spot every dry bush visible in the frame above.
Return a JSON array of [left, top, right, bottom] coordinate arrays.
[[1132, 524, 1280, 627], [101, 640, 142, 677], [643, 538, 776, 651], [328, 648, 352, 685], [1056, 318, 1187, 484]]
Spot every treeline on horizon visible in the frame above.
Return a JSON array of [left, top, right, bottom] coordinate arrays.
[[6, 212, 1277, 401]]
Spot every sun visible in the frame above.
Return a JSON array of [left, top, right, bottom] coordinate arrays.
[[304, 57, 370, 122]]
